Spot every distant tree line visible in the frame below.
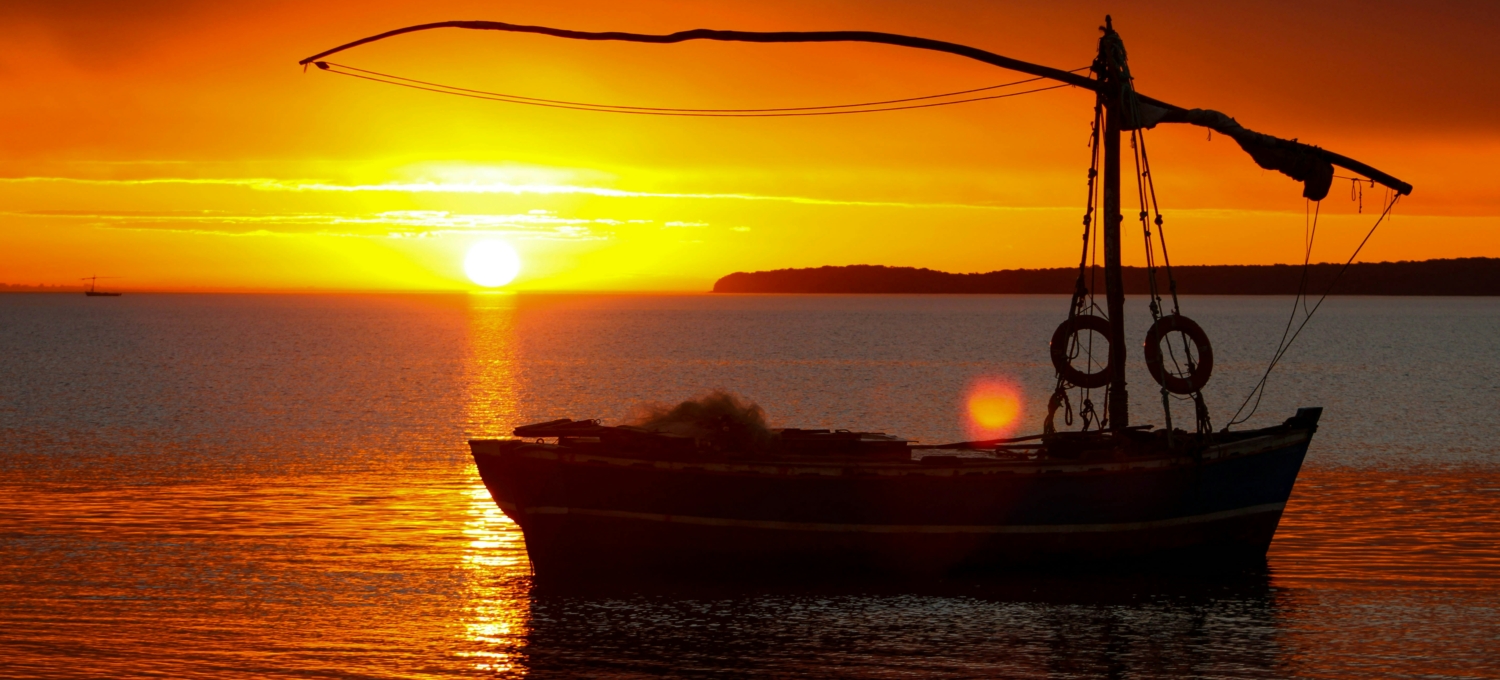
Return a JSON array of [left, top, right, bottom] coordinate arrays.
[[0, 283, 81, 292], [713, 258, 1500, 295]]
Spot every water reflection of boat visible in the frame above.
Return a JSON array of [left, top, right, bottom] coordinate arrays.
[[303, 16, 1409, 579], [517, 572, 1286, 675]]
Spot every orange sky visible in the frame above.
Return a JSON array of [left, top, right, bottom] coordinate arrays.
[[1, 0, 1495, 291]]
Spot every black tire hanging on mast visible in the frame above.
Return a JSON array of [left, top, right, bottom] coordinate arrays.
[[1143, 314, 1214, 395], [1050, 315, 1114, 389]]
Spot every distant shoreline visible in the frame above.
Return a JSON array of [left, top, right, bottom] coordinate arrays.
[[0, 284, 83, 293], [713, 258, 1500, 296]]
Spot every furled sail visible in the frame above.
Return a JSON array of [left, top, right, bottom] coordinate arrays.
[[1131, 105, 1337, 200]]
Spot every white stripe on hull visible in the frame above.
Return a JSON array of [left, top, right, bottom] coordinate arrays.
[[515, 501, 1286, 535]]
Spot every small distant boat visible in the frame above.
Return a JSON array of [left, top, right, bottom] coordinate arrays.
[[81, 276, 122, 297], [307, 16, 1410, 580]]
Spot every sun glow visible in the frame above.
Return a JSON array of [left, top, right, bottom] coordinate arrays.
[[966, 377, 1023, 440], [464, 240, 522, 288]]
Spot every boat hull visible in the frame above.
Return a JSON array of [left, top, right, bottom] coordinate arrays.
[[471, 425, 1314, 580]]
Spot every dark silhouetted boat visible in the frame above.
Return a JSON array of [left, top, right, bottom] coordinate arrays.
[[472, 411, 1321, 579], [82, 276, 122, 297], [304, 16, 1411, 579]]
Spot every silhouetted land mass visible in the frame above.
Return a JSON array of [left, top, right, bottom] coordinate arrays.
[[713, 258, 1500, 295], [0, 283, 81, 293]]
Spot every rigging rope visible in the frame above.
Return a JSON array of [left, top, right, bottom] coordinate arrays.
[[313, 61, 1085, 117], [1126, 66, 1209, 436], [1132, 128, 1172, 434], [1046, 96, 1105, 435], [1080, 100, 1105, 431], [322, 62, 1089, 112], [1302, 200, 1320, 316], [1226, 193, 1401, 427]]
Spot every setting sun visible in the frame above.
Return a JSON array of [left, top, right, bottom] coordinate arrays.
[[464, 240, 522, 288]]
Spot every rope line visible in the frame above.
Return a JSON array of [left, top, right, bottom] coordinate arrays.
[[1228, 200, 1319, 427], [1301, 200, 1320, 317], [322, 61, 1089, 113], [1046, 94, 1106, 436], [1227, 193, 1400, 427], [314, 62, 1080, 117]]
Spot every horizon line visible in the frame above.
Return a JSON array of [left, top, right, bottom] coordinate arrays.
[[5, 256, 1495, 295]]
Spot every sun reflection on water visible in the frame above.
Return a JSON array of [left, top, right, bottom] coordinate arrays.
[[454, 474, 532, 674], [456, 292, 532, 673]]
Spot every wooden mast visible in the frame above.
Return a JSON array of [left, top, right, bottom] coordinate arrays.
[[1098, 17, 1129, 428]]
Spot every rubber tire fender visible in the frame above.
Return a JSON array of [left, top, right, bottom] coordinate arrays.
[[1049, 314, 1113, 389], [1143, 314, 1214, 395]]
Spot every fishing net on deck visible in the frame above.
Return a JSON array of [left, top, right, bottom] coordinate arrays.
[[631, 390, 775, 453]]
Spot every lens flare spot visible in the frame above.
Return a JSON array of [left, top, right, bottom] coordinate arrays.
[[966, 378, 1023, 439], [464, 240, 521, 288]]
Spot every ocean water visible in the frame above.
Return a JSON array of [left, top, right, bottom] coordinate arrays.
[[1, 292, 1496, 679]]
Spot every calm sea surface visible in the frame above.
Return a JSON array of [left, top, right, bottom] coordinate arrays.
[[1, 293, 1497, 678]]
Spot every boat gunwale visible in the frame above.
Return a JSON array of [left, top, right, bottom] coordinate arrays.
[[470, 428, 1311, 479]]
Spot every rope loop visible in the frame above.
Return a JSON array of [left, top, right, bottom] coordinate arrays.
[[1080, 397, 1099, 432], [1044, 386, 1074, 435]]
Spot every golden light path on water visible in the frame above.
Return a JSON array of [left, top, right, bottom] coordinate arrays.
[[455, 479, 529, 674], [458, 292, 530, 673]]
